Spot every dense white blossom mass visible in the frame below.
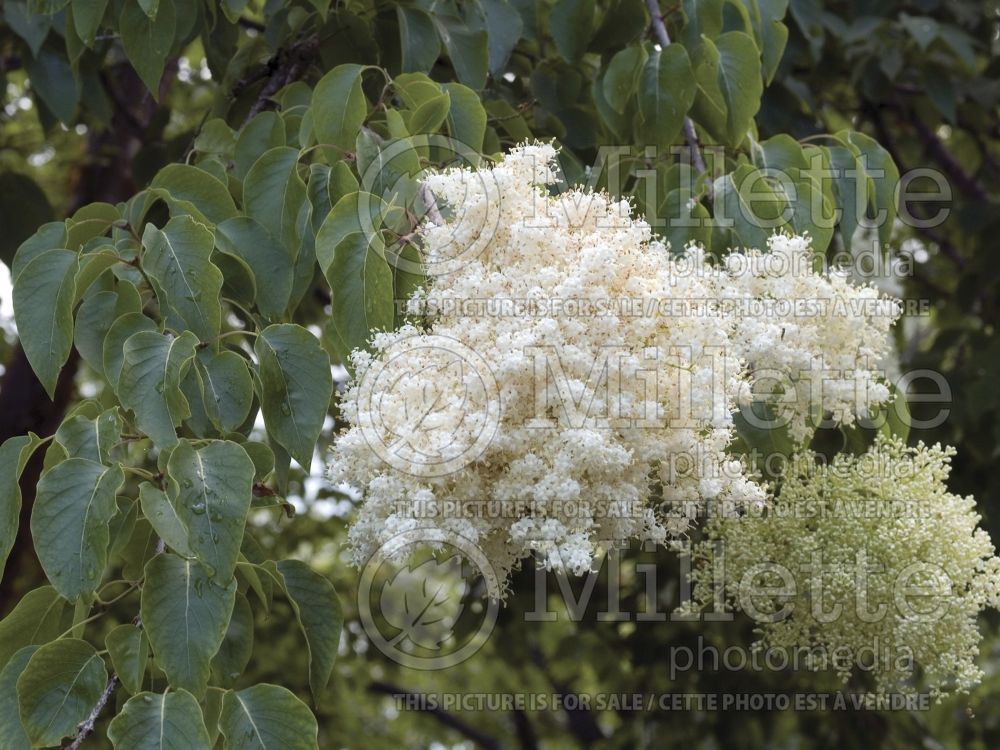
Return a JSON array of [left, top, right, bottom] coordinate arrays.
[[328, 143, 1000, 693]]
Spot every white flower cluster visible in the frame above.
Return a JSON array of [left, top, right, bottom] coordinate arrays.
[[329, 144, 899, 580], [692, 437, 1000, 695]]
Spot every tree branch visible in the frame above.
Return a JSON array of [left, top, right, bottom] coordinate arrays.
[[645, 0, 710, 193], [242, 34, 319, 125], [65, 675, 118, 750]]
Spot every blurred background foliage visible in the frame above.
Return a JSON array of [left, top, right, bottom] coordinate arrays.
[[2, 0, 1000, 747]]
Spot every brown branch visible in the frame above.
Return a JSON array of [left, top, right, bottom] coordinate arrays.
[[242, 34, 319, 125], [64, 675, 118, 750], [369, 681, 502, 750]]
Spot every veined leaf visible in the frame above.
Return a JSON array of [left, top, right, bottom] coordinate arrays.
[[31, 458, 124, 601], [108, 689, 211, 749], [219, 684, 319, 750], [140, 553, 237, 699]]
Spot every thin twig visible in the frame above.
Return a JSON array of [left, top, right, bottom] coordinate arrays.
[[419, 183, 445, 225], [65, 676, 118, 750], [645, 0, 710, 195]]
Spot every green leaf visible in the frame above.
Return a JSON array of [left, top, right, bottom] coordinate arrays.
[[210, 592, 254, 687], [196, 351, 254, 433], [11, 221, 66, 280], [0, 646, 36, 750], [25, 44, 79, 123], [637, 43, 697, 150], [0, 173, 54, 268], [75, 249, 120, 301], [118, 330, 200, 447], [0, 587, 70, 669], [243, 147, 308, 259], [482, 0, 523, 74], [234, 112, 286, 181], [313, 64, 367, 153], [397, 6, 440, 73], [120, 0, 176, 96], [140, 553, 237, 699], [408, 92, 452, 135], [603, 45, 646, 113], [31, 458, 124, 601], [150, 164, 239, 225], [108, 690, 212, 749], [275, 559, 342, 703], [215, 217, 293, 319], [5, 1, 51, 55], [140, 482, 194, 558], [142, 215, 224, 341], [254, 324, 333, 470], [219, 684, 319, 750], [54, 407, 121, 463], [75, 281, 143, 376], [103, 312, 159, 388], [105, 624, 150, 695], [712, 163, 787, 250], [15, 639, 107, 748], [73, 0, 108, 45], [163, 440, 254, 582], [12, 248, 78, 398], [692, 31, 762, 149], [837, 129, 899, 248], [549, 0, 593, 63], [314, 191, 384, 275], [433, 13, 489, 89], [326, 232, 395, 359], [0, 435, 40, 580], [443, 82, 487, 155]]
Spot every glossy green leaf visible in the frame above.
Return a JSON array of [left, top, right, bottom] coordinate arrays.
[[434, 13, 488, 89], [140, 554, 237, 699], [692, 31, 763, 148], [327, 232, 395, 359]]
